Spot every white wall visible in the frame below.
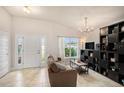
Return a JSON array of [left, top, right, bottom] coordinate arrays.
[[12, 16, 81, 68], [0, 8, 12, 32], [0, 7, 12, 77]]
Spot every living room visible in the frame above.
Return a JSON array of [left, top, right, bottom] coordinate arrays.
[[0, 1, 124, 92]]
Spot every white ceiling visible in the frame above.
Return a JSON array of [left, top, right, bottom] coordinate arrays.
[[4, 6, 124, 30]]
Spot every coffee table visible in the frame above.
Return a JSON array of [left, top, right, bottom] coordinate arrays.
[[70, 60, 89, 74]]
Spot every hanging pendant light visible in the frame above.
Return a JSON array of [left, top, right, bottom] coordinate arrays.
[[80, 17, 94, 33]]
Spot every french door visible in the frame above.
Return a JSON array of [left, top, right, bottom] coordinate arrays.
[[15, 35, 46, 69], [0, 31, 9, 77]]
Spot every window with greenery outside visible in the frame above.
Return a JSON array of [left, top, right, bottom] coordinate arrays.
[[64, 38, 78, 58]]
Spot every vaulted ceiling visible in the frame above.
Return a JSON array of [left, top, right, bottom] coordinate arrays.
[[4, 6, 124, 30]]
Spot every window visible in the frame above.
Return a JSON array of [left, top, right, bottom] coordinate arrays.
[[63, 37, 79, 58], [40, 37, 46, 64], [17, 37, 24, 64]]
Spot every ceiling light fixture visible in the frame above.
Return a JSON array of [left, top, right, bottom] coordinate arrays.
[[23, 6, 31, 14], [80, 17, 94, 33]]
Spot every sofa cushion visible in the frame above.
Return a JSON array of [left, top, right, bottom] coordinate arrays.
[[55, 62, 66, 71], [49, 63, 60, 73], [48, 60, 55, 67]]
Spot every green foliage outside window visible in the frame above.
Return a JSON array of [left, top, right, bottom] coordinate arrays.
[[71, 48, 77, 57], [64, 37, 78, 58], [65, 48, 70, 57]]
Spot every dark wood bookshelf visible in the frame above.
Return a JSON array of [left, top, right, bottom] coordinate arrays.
[[100, 21, 124, 86]]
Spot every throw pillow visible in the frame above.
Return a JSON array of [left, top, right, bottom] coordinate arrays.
[[55, 62, 66, 71], [49, 63, 60, 73]]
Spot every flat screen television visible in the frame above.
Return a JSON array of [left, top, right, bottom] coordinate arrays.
[[85, 42, 94, 49]]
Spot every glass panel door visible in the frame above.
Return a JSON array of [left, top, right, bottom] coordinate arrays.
[[16, 36, 24, 69]]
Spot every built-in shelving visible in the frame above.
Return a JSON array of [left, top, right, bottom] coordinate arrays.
[[100, 21, 124, 85]]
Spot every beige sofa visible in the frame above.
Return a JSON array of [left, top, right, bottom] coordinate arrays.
[[48, 63, 77, 87]]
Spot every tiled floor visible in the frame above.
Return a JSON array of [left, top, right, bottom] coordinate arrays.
[[0, 67, 122, 87]]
